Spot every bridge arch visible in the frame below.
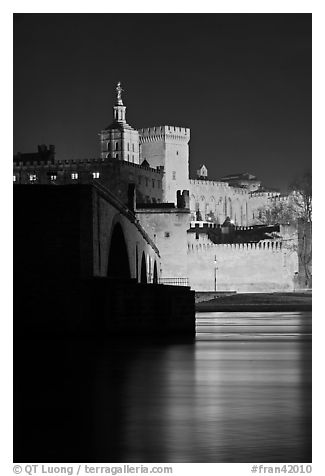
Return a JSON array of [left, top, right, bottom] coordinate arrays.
[[147, 255, 151, 283], [107, 222, 131, 279], [153, 261, 158, 284], [140, 252, 147, 284]]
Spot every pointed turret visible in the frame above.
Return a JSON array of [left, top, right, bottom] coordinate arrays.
[[99, 83, 140, 164]]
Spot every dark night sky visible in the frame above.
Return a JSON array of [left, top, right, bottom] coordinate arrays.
[[13, 13, 311, 192]]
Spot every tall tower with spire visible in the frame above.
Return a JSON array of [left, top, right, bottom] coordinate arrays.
[[99, 82, 140, 164]]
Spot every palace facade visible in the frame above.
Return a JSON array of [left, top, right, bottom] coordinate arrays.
[[14, 83, 282, 226]]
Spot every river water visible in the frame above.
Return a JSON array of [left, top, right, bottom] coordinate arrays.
[[15, 311, 312, 463]]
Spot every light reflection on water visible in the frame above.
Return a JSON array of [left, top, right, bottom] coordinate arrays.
[[92, 312, 311, 462], [15, 311, 312, 463]]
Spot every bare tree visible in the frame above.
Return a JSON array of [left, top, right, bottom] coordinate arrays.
[[257, 199, 297, 226], [257, 170, 312, 288], [257, 169, 312, 226], [289, 169, 312, 223], [290, 170, 312, 287]]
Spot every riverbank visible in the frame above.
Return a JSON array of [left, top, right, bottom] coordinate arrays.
[[196, 292, 312, 312]]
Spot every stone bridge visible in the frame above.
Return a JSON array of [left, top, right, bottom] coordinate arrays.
[[14, 183, 161, 285], [14, 183, 194, 338]]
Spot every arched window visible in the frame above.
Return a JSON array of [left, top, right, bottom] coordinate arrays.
[[228, 197, 232, 218]]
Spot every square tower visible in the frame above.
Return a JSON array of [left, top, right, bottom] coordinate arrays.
[[139, 125, 190, 204]]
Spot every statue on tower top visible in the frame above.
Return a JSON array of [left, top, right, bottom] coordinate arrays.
[[116, 82, 124, 104]]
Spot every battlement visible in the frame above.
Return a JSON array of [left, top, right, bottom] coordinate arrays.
[[112, 158, 163, 175], [139, 125, 190, 142], [269, 194, 289, 202], [189, 179, 248, 195], [13, 157, 163, 175], [14, 157, 106, 167], [14, 160, 55, 168], [228, 186, 249, 195], [188, 221, 281, 246], [190, 222, 256, 231], [250, 190, 281, 198], [187, 240, 283, 252], [189, 179, 229, 188]]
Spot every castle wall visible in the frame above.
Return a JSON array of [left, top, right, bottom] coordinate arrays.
[[136, 207, 190, 281], [13, 158, 163, 205], [187, 233, 298, 292]]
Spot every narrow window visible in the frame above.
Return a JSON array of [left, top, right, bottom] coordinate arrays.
[[145, 177, 148, 187], [92, 172, 100, 179], [132, 144, 134, 152], [115, 142, 118, 150], [116, 153, 119, 159], [13, 175, 16, 182], [152, 179, 155, 188], [172, 171, 176, 180], [127, 143, 130, 151], [132, 155, 134, 162]]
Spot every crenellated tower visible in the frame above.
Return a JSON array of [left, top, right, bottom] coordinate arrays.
[[99, 82, 140, 164], [139, 125, 190, 204]]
